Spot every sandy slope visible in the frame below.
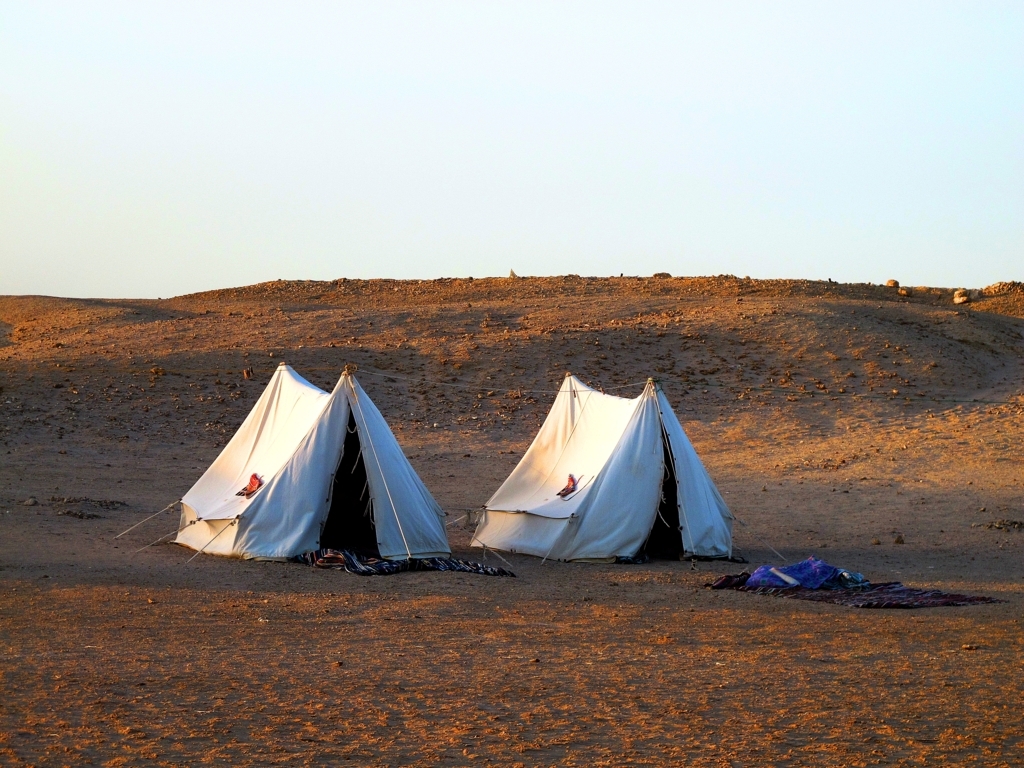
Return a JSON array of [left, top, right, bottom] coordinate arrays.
[[1, 276, 1023, 766]]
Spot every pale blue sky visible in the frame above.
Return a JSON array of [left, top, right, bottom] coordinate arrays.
[[1, 2, 1021, 298]]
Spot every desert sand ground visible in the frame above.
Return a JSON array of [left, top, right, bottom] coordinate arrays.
[[1, 275, 1023, 767]]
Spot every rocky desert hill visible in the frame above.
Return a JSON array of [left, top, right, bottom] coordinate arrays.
[[2, 274, 1023, 485], [1, 275, 1023, 767]]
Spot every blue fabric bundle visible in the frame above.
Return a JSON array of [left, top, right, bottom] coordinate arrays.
[[745, 556, 867, 590]]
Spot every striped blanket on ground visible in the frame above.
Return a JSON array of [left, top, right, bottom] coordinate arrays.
[[293, 549, 515, 577], [707, 572, 1001, 608]]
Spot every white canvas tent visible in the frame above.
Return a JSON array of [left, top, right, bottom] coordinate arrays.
[[473, 374, 733, 561], [174, 364, 450, 560]]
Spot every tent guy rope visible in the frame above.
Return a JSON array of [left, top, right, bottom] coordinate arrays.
[[471, 535, 514, 568], [114, 500, 180, 539], [731, 513, 787, 563], [185, 520, 238, 564], [135, 521, 195, 554]]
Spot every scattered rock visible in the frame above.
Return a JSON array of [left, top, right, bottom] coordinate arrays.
[[886, 279, 900, 288], [653, 272, 672, 279], [982, 281, 1024, 296], [973, 520, 1024, 531], [893, 534, 905, 545], [22, 497, 37, 506], [871, 538, 881, 545], [508, 270, 519, 279], [898, 287, 912, 297], [49, 497, 126, 509], [961, 644, 978, 651], [57, 509, 102, 519], [953, 289, 971, 305]]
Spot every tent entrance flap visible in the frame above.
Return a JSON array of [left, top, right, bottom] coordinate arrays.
[[320, 413, 380, 557], [641, 439, 683, 560]]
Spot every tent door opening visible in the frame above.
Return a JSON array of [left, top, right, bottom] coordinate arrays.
[[641, 435, 683, 560], [320, 412, 380, 556]]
